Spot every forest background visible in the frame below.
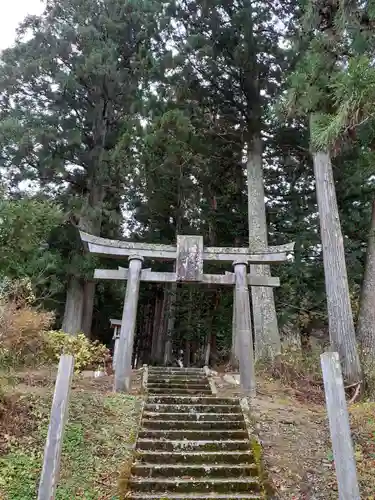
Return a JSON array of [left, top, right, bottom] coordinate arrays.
[[1, 0, 374, 368]]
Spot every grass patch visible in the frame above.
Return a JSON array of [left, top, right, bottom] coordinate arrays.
[[349, 401, 375, 497], [0, 377, 142, 499]]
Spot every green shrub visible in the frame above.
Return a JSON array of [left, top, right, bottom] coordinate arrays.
[[43, 331, 110, 372], [0, 299, 110, 372]]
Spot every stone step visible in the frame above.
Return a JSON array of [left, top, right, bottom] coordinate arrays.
[[148, 368, 204, 374], [142, 419, 246, 430], [131, 463, 259, 479], [144, 404, 241, 414], [147, 396, 238, 406], [137, 439, 249, 452], [148, 376, 209, 384], [136, 450, 255, 465], [147, 382, 211, 390], [142, 412, 242, 422], [138, 429, 249, 440], [148, 388, 213, 396], [129, 477, 261, 493], [128, 494, 263, 499]]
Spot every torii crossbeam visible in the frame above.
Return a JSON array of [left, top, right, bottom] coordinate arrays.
[[80, 232, 294, 395]]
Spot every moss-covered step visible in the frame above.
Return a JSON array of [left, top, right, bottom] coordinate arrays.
[[147, 396, 238, 405], [147, 382, 211, 390], [129, 477, 261, 494], [131, 463, 259, 479], [144, 404, 242, 414], [136, 439, 250, 452], [128, 494, 263, 499], [138, 429, 249, 440], [124, 368, 270, 500], [148, 368, 204, 375], [141, 419, 246, 430], [148, 376, 209, 383], [142, 411, 242, 422], [148, 388, 213, 395], [135, 450, 255, 465]]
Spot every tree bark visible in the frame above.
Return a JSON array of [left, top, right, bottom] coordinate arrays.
[[62, 98, 109, 338], [204, 329, 212, 367], [164, 281, 177, 365], [313, 149, 361, 384], [150, 290, 163, 363], [184, 339, 191, 367], [357, 200, 375, 370], [155, 287, 168, 363], [247, 136, 281, 360], [61, 276, 84, 335], [81, 281, 96, 338]]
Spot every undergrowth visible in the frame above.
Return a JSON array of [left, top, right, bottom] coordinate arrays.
[[0, 382, 141, 499], [349, 402, 375, 498], [0, 300, 110, 374], [256, 347, 325, 404]]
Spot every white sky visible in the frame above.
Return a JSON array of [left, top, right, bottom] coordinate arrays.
[[0, 0, 45, 51]]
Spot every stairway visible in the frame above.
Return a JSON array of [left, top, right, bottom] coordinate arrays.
[[127, 366, 265, 499]]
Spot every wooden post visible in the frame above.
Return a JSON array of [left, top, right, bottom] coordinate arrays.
[[321, 351, 360, 500], [38, 354, 75, 500], [114, 255, 143, 393], [233, 260, 256, 396]]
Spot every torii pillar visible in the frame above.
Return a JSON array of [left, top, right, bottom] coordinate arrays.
[[115, 255, 143, 392]]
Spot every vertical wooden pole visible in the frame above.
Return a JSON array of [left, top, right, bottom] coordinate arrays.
[[114, 255, 143, 393], [233, 260, 256, 396], [38, 354, 75, 500], [320, 352, 360, 499]]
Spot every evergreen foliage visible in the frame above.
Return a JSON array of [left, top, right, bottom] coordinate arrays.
[[0, 0, 374, 361]]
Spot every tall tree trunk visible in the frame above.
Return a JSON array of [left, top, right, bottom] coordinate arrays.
[[62, 276, 84, 335], [357, 200, 375, 372], [247, 136, 281, 359], [184, 340, 191, 367], [205, 332, 211, 367], [155, 287, 168, 364], [164, 281, 177, 365], [82, 281, 96, 337], [184, 288, 193, 367], [62, 98, 109, 337], [312, 149, 361, 384], [151, 290, 163, 363]]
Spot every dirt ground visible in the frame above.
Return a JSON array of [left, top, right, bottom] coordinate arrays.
[[215, 373, 337, 499]]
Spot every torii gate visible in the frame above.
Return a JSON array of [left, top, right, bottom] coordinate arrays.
[[80, 231, 294, 395]]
